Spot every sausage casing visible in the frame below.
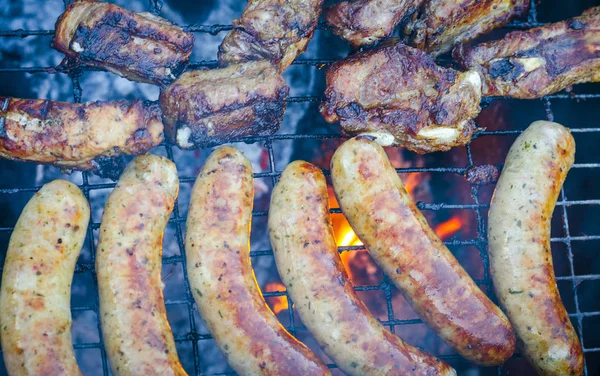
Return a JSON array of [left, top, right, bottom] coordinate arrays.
[[269, 160, 456, 375], [96, 155, 185, 375], [185, 147, 330, 375], [331, 137, 515, 365], [488, 121, 583, 375], [0, 179, 89, 376]]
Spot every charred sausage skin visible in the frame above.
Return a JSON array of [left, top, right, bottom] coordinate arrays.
[[488, 121, 583, 376], [269, 160, 456, 375], [186, 147, 330, 376], [0, 180, 89, 376], [96, 155, 185, 375], [331, 137, 516, 365]]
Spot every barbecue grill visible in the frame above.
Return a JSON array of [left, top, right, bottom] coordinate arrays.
[[1, 0, 599, 375]]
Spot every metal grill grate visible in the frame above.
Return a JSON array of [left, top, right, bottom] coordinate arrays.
[[1, 0, 599, 375]]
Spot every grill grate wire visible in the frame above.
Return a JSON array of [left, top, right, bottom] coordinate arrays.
[[0, 0, 598, 374]]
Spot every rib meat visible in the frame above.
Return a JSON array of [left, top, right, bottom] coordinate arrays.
[[160, 61, 289, 149], [0, 97, 163, 174], [324, 0, 423, 48], [454, 7, 600, 99], [320, 41, 482, 154], [53, 0, 194, 86], [218, 0, 323, 71], [406, 0, 529, 57]]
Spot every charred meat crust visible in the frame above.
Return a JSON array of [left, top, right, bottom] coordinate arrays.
[[52, 0, 193, 86], [319, 41, 482, 153], [269, 160, 456, 376], [97, 155, 184, 375], [453, 6, 600, 98], [406, 0, 529, 57], [160, 61, 289, 149], [217, 0, 323, 71], [331, 138, 516, 365], [0, 97, 164, 172], [324, 0, 424, 48], [186, 147, 330, 375], [465, 164, 500, 186]]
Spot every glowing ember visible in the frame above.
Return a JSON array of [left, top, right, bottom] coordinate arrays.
[[339, 227, 362, 247], [263, 281, 288, 315], [403, 172, 423, 196], [434, 216, 463, 240]]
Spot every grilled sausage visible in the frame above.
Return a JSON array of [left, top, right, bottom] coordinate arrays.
[[488, 121, 583, 375], [96, 155, 185, 375], [0, 97, 164, 177], [0, 180, 89, 376], [185, 147, 330, 375], [330, 136, 516, 365], [53, 0, 193, 86], [269, 160, 456, 375]]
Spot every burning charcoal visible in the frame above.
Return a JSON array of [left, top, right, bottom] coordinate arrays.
[[465, 164, 500, 186]]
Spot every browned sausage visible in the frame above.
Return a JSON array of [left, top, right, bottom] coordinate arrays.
[[96, 155, 185, 375], [269, 160, 456, 375], [0, 180, 88, 376], [331, 136, 516, 365], [185, 146, 330, 375]]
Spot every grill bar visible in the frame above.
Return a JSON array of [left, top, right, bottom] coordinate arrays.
[[1, 0, 598, 374], [0, 17, 553, 38]]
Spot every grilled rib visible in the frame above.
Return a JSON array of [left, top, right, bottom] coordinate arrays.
[[406, 0, 529, 57], [218, 0, 323, 71], [0, 97, 163, 175], [320, 41, 482, 154], [325, 0, 423, 48], [53, 0, 194, 86], [160, 61, 289, 149], [454, 7, 600, 99]]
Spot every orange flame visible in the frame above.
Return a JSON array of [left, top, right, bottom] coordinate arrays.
[[264, 282, 288, 315], [403, 172, 422, 196], [328, 186, 379, 285], [335, 216, 365, 284], [434, 216, 463, 240]]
